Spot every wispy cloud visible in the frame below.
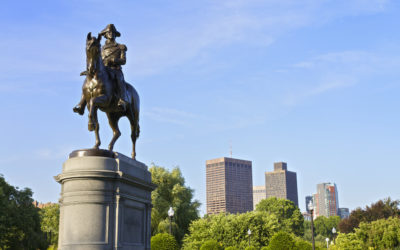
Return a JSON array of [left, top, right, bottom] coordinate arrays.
[[285, 49, 400, 106], [283, 75, 357, 106], [143, 107, 200, 125], [128, 0, 391, 76]]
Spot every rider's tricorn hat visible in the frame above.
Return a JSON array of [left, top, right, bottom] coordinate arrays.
[[99, 24, 121, 37]]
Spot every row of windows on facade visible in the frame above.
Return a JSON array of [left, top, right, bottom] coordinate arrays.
[[207, 163, 251, 168]]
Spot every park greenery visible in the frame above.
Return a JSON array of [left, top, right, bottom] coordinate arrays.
[[181, 197, 305, 249], [338, 197, 400, 233], [39, 203, 60, 248], [0, 175, 47, 249], [2, 168, 400, 249], [150, 233, 179, 250], [150, 165, 201, 244]]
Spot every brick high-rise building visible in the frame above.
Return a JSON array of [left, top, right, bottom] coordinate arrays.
[[253, 185, 266, 210], [312, 183, 339, 218], [206, 157, 253, 214], [265, 162, 298, 206]]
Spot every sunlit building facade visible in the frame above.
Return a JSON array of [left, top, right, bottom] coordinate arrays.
[[206, 157, 253, 214]]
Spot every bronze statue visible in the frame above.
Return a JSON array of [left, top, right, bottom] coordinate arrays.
[[73, 25, 140, 159]]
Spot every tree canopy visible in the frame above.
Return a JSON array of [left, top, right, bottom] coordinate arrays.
[[256, 197, 304, 236], [150, 233, 178, 250], [338, 197, 400, 233], [0, 175, 46, 249], [39, 203, 60, 247], [182, 211, 282, 249], [150, 165, 200, 244]]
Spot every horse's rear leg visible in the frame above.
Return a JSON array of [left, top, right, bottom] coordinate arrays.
[[107, 113, 121, 151]]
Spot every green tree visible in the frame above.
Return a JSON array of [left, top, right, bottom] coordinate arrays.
[[266, 231, 296, 250], [355, 217, 400, 249], [338, 197, 400, 233], [256, 197, 304, 236], [150, 165, 200, 245], [39, 203, 60, 247], [332, 232, 364, 250], [224, 246, 238, 250], [294, 239, 312, 250], [313, 215, 340, 240], [200, 239, 223, 250], [151, 233, 178, 250], [0, 175, 47, 249], [182, 211, 281, 249]]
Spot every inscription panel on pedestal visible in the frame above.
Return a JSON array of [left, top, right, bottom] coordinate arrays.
[[123, 202, 144, 245], [62, 203, 109, 244]]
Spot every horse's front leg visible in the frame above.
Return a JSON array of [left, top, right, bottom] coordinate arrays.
[[73, 94, 86, 115], [88, 95, 109, 149], [93, 108, 101, 149]]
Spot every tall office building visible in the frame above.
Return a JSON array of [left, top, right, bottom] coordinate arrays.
[[313, 183, 339, 217], [206, 157, 253, 214], [265, 162, 299, 206], [338, 208, 350, 219], [253, 185, 266, 210]]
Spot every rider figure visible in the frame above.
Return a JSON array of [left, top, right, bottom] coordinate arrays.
[[100, 24, 129, 110]]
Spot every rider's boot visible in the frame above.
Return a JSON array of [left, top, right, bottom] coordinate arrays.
[[117, 77, 128, 111], [117, 98, 127, 111]]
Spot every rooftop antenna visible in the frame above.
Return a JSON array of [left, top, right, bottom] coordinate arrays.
[[229, 141, 232, 158]]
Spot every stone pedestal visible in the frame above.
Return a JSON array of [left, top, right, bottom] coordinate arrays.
[[55, 149, 156, 250]]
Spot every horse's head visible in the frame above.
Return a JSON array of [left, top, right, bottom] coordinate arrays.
[[86, 32, 102, 76]]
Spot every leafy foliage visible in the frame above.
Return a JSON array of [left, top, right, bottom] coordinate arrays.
[[150, 165, 200, 244], [244, 246, 257, 250], [256, 197, 304, 236], [265, 231, 296, 250], [330, 217, 400, 249], [224, 247, 238, 250], [331, 232, 364, 250], [0, 175, 47, 249], [356, 217, 400, 249], [294, 239, 313, 250], [151, 233, 178, 250], [182, 211, 281, 249], [200, 239, 223, 250], [338, 197, 400, 233], [39, 203, 60, 247], [313, 215, 340, 240]]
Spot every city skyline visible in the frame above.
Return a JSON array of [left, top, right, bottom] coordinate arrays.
[[1, 1, 400, 215]]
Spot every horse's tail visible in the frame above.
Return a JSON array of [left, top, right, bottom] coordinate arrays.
[[126, 82, 140, 138]]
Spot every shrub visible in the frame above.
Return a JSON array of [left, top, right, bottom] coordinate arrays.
[[245, 246, 257, 250], [151, 233, 178, 250], [200, 239, 224, 250], [225, 247, 238, 250], [267, 231, 296, 250], [295, 239, 312, 250]]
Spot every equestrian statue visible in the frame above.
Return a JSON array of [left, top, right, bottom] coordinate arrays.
[[73, 24, 140, 159]]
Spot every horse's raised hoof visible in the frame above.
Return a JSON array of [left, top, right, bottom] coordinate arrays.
[[73, 105, 84, 115], [88, 123, 95, 131]]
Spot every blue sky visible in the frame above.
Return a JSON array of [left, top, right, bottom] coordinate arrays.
[[1, 0, 399, 214]]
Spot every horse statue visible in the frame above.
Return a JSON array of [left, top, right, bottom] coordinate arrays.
[[73, 32, 140, 159]]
